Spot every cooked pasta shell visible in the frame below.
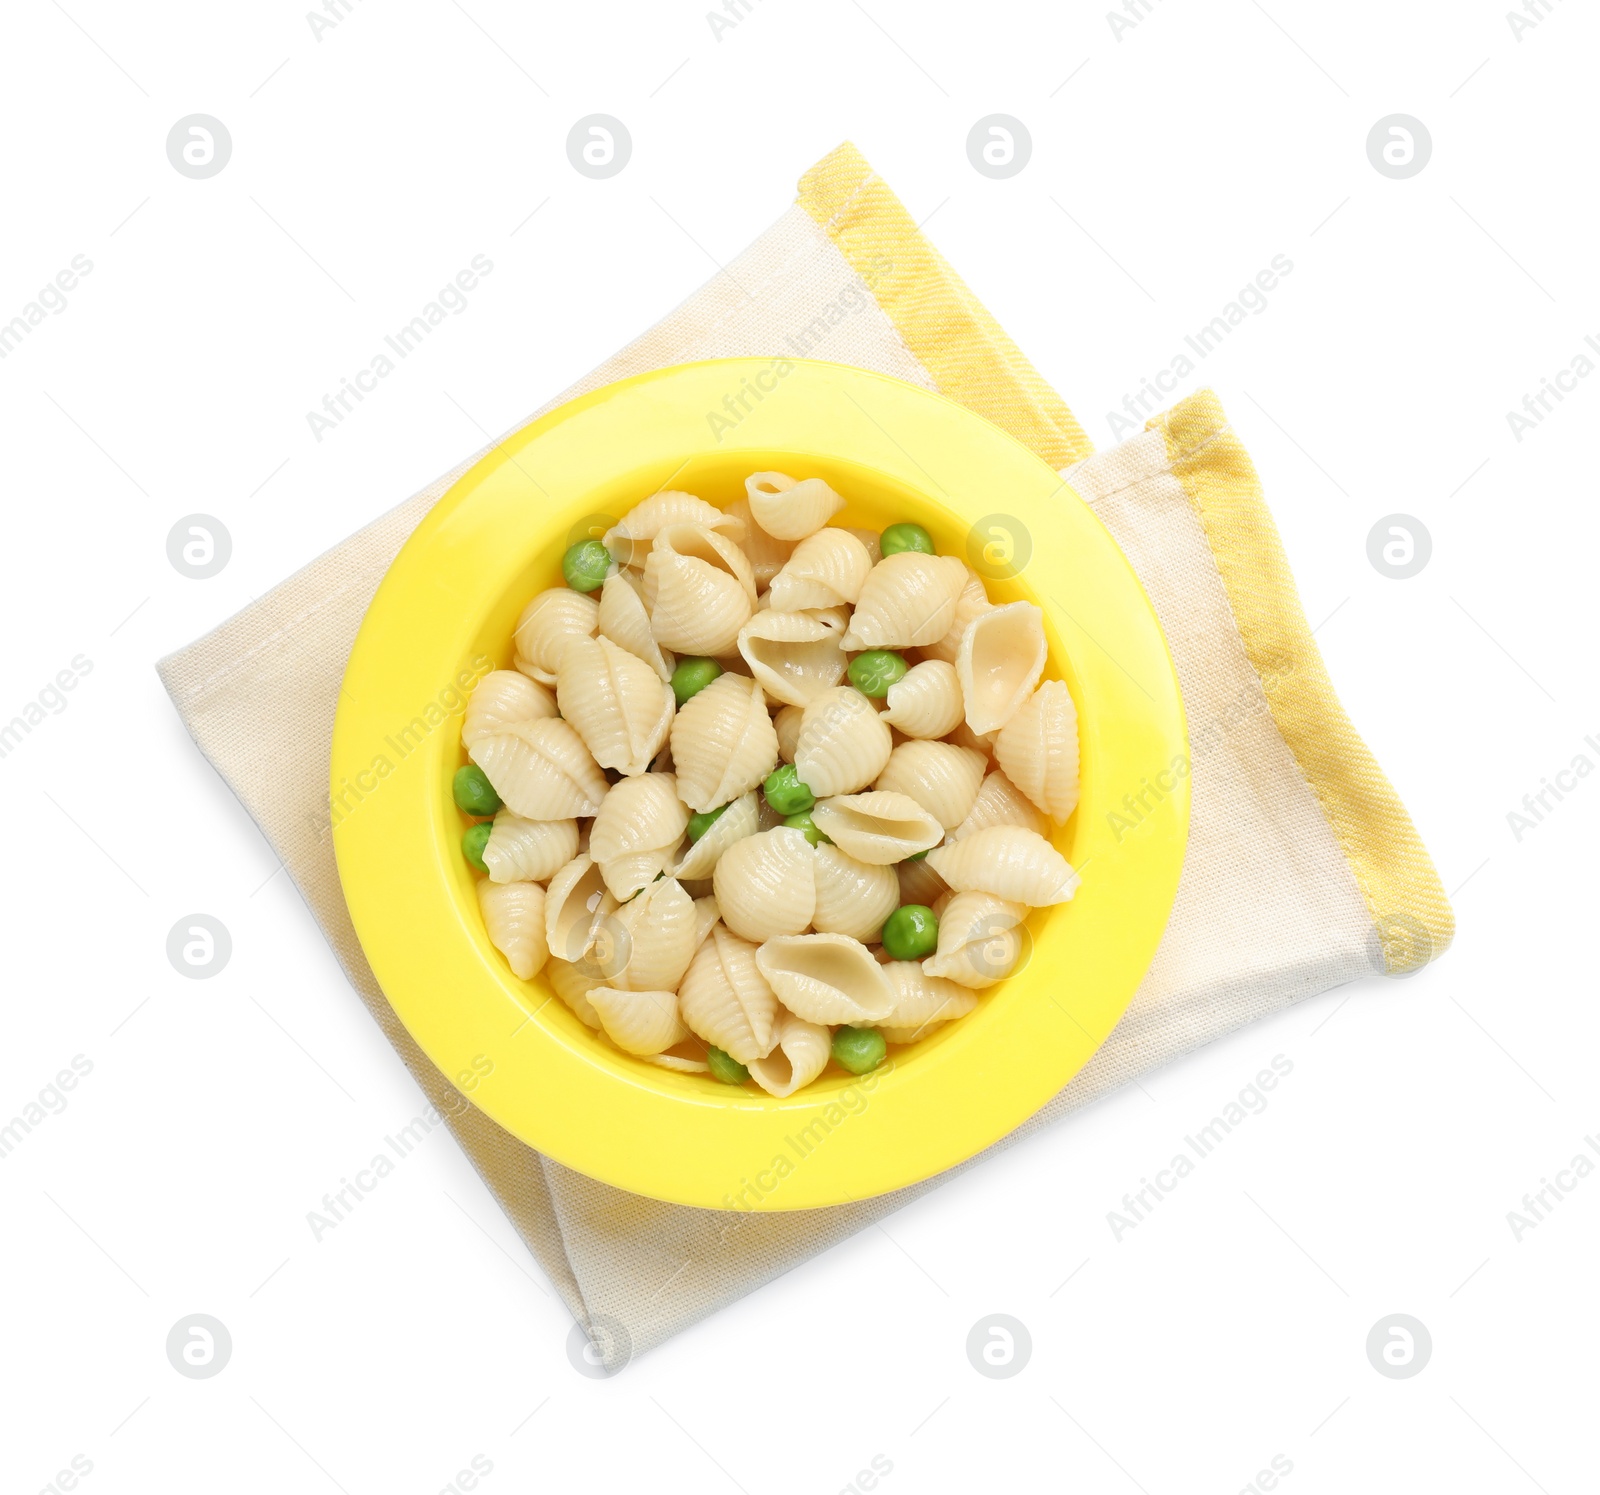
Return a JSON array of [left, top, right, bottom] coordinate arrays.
[[794, 686, 893, 797], [811, 843, 900, 942], [598, 571, 674, 681], [897, 854, 949, 907], [546, 957, 602, 1028], [588, 772, 688, 899], [923, 891, 1028, 989], [767, 527, 873, 610], [726, 496, 795, 586], [873, 740, 987, 831], [950, 769, 1049, 841], [810, 790, 943, 865], [607, 877, 698, 991], [712, 827, 816, 942], [643, 523, 757, 655], [673, 789, 760, 879], [603, 491, 744, 568], [586, 986, 688, 1056], [773, 704, 804, 764], [994, 680, 1080, 823], [845, 527, 882, 564], [462, 670, 556, 750], [919, 568, 996, 665], [744, 471, 846, 541], [470, 718, 608, 819], [483, 812, 580, 884], [691, 895, 721, 950], [736, 610, 847, 708], [555, 634, 674, 778], [669, 673, 779, 813], [513, 588, 599, 684], [840, 553, 968, 650], [476, 880, 548, 980], [925, 825, 1079, 905], [748, 1010, 832, 1098], [678, 923, 780, 1064], [956, 601, 1047, 735], [877, 961, 979, 1042], [880, 659, 965, 739], [544, 853, 620, 964], [801, 604, 851, 637], [755, 932, 896, 1025]]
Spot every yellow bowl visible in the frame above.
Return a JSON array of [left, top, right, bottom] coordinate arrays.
[[332, 358, 1187, 1211]]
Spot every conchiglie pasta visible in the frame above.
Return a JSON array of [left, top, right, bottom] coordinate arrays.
[[767, 527, 873, 610], [604, 490, 743, 567], [880, 659, 965, 739], [477, 880, 548, 980], [513, 588, 598, 684], [793, 686, 893, 797], [810, 790, 943, 865], [586, 986, 688, 1056], [669, 673, 780, 813], [994, 680, 1080, 823], [673, 789, 759, 880], [922, 891, 1029, 989], [462, 670, 556, 750], [588, 773, 688, 899], [754, 933, 896, 1025], [744, 471, 845, 541], [873, 740, 987, 831], [773, 705, 804, 764], [725, 496, 795, 586], [712, 826, 816, 942], [470, 718, 608, 819], [545, 957, 602, 1028], [840, 552, 968, 650], [918, 568, 995, 665], [556, 634, 675, 778], [736, 610, 847, 707], [748, 1011, 832, 1098], [957, 601, 1047, 734], [483, 812, 580, 884], [643, 523, 756, 655], [678, 923, 779, 1064], [925, 825, 1079, 905], [877, 961, 979, 1043], [543, 853, 619, 965], [605, 877, 698, 991], [597, 571, 674, 681], [950, 769, 1048, 841], [811, 843, 900, 941]]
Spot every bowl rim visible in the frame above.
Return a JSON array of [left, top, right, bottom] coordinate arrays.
[[331, 357, 1189, 1210]]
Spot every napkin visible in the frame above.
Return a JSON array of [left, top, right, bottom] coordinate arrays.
[[157, 142, 1452, 1370]]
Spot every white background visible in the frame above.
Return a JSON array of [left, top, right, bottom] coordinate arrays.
[[2, 1, 1596, 1491]]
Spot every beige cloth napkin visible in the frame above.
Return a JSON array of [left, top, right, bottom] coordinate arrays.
[[158, 143, 1452, 1369]]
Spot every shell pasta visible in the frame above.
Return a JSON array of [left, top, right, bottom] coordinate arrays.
[[452, 471, 1082, 1094]]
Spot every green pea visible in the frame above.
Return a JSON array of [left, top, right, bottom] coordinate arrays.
[[882, 904, 938, 960], [763, 763, 816, 816], [880, 522, 935, 557], [847, 649, 908, 698], [453, 764, 502, 816], [707, 1046, 749, 1085], [561, 539, 612, 592], [832, 1026, 887, 1074], [687, 804, 729, 842], [461, 821, 493, 872], [783, 811, 831, 847], [671, 656, 723, 706], [904, 849, 930, 861]]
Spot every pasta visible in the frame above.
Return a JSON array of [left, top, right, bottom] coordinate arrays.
[[462, 670, 556, 750], [754, 933, 896, 1025], [483, 812, 580, 884], [793, 686, 893, 797], [588, 773, 688, 899], [643, 523, 756, 654], [841, 552, 968, 650], [744, 471, 845, 540], [925, 825, 1080, 905], [669, 673, 780, 812], [678, 923, 779, 1064], [477, 880, 548, 980], [810, 790, 944, 865], [470, 718, 608, 819], [957, 601, 1047, 734], [513, 588, 598, 684], [736, 610, 847, 707], [994, 680, 1080, 823], [456, 469, 1083, 1093], [880, 659, 965, 739], [811, 843, 900, 942], [556, 634, 675, 777], [922, 892, 1028, 988], [712, 826, 816, 942], [873, 740, 987, 831], [767, 526, 873, 610]]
